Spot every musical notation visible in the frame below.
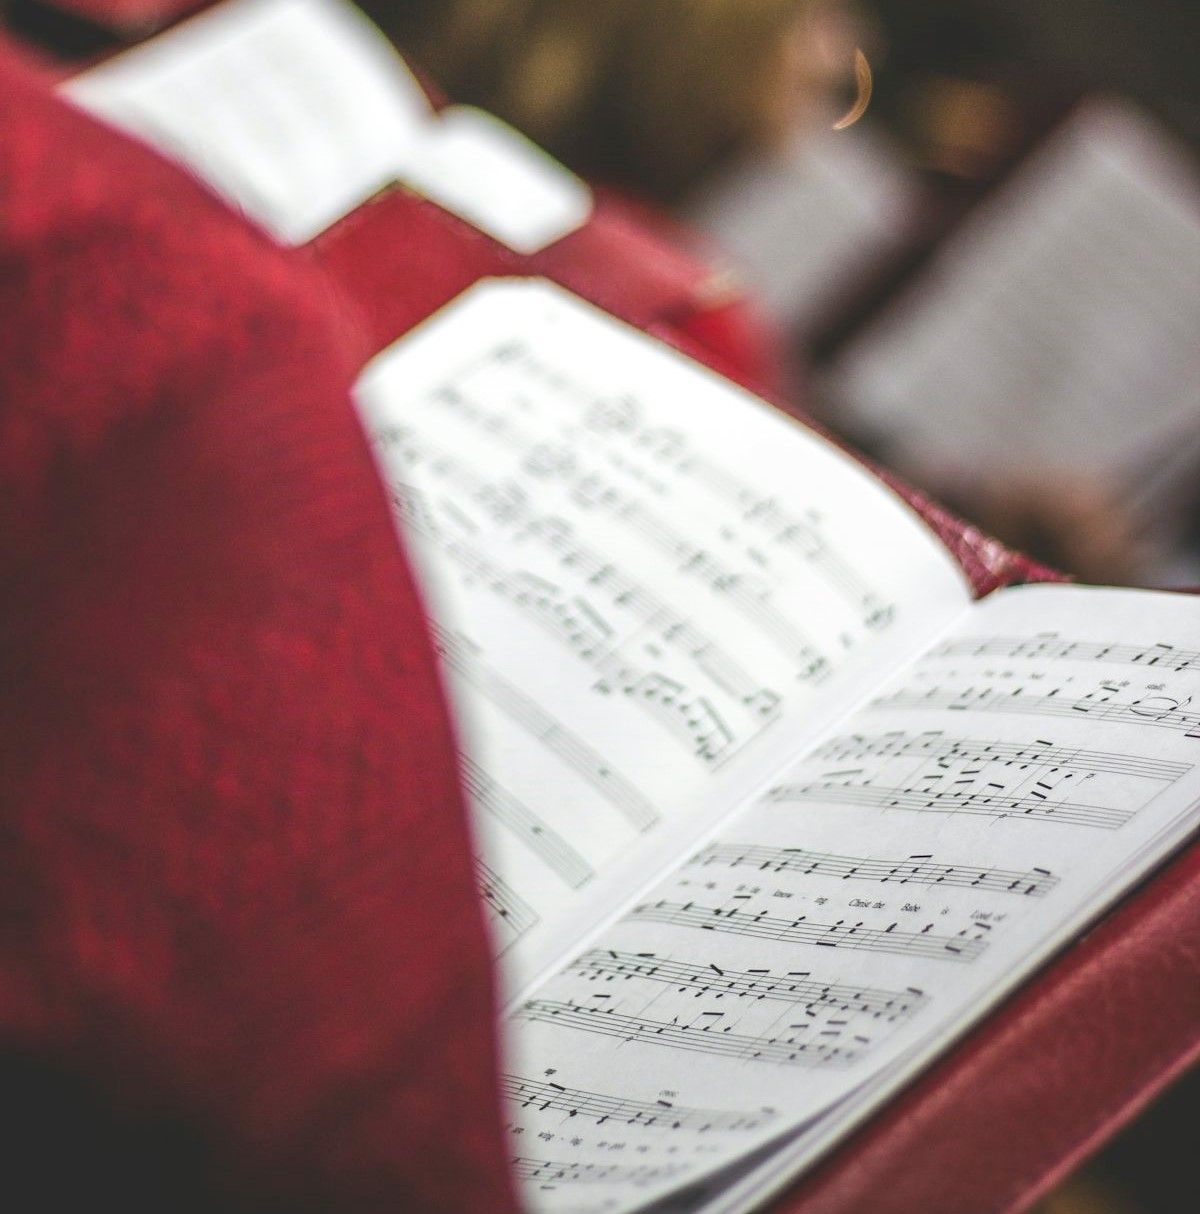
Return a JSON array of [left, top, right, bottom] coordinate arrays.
[[564, 950, 928, 1021], [503, 1074, 777, 1133], [769, 781, 1131, 831], [689, 841, 1060, 898], [629, 900, 987, 962], [513, 1156, 687, 1187], [434, 627, 662, 832], [477, 859, 540, 952], [412, 346, 896, 669], [933, 634, 1200, 675], [441, 531, 744, 762], [385, 420, 805, 692], [387, 438, 785, 766], [869, 683, 1200, 737], [515, 1000, 863, 1067], [680, 454, 893, 631], [811, 731, 1190, 784], [513, 351, 895, 632], [464, 759, 595, 890]]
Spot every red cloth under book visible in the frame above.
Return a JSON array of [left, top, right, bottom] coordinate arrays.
[[0, 39, 515, 1212]]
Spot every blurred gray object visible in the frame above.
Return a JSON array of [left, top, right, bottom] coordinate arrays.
[[686, 122, 924, 340]]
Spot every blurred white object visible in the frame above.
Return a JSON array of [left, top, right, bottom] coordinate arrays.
[[405, 107, 592, 256], [686, 122, 924, 338], [65, 0, 591, 250], [825, 100, 1200, 518]]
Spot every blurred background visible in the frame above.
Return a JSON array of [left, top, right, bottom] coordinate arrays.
[[687, 0, 1200, 594]]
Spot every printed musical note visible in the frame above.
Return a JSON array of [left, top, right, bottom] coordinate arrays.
[[386, 425, 787, 768], [768, 780, 1131, 830], [503, 1074, 777, 1133], [387, 415, 819, 694], [464, 759, 595, 890], [514, 1000, 864, 1067], [811, 731, 1191, 783], [570, 372, 895, 630], [564, 950, 929, 1020], [629, 901, 987, 961], [933, 634, 1200, 675], [683, 456, 893, 627], [591, 664, 736, 763], [434, 627, 662, 832], [869, 683, 1200, 737], [477, 858, 540, 952], [413, 350, 891, 669], [689, 841, 1060, 897], [513, 1156, 687, 1187]]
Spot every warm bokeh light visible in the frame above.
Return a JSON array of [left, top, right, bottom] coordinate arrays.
[[833, 47, 873, 130]]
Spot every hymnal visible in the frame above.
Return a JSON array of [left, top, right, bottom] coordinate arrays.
[[356, 278, 1200, 1214]]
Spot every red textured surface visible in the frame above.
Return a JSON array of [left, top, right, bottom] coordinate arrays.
[[1, 41, 514, 1212], [310, 180, 792, 402]]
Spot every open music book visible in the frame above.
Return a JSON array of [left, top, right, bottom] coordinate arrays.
[[355, 278, 1200, 1214]]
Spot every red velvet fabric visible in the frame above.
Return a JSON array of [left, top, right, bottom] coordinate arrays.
[[0, 40, 514, 1213]]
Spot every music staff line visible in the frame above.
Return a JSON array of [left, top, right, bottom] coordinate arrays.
[[476, 858, 540, 951], [464, 759, 595, 891], [504, 1074, 777, 1133], [483, 343, 893, 626], [630, 900, 987, 962], [869, 685, 1200, 737], [934, 634, 1200, 675], [434, 530, 747, 766], [516, 1000, 863, 1068], [811, 731, 1190, 784], [682, 454, 892, 629], [769, 782, 1132, 831], [434, 626, 661, 833], [565, 949, 929, 1021], [383, 435, 779, 710], [513, 1155, 687, 1187], [417, 356, 864, 674], [689, 840, 1060, 898]]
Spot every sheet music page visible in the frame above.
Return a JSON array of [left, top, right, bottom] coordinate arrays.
[[503, 584, 1200, 1214], [825, 100, 1200, 504], [64, 0, 432, 244], [354, 278, 970, 994]]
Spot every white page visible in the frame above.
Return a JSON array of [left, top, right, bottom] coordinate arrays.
[[407, 106, 592, 254], [64, 0, 591, 251], [504, 584, 1200, 1214], [355, 279, 970, 993], [64, 0, 431, 244], [826, 100, 1200, 503]]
